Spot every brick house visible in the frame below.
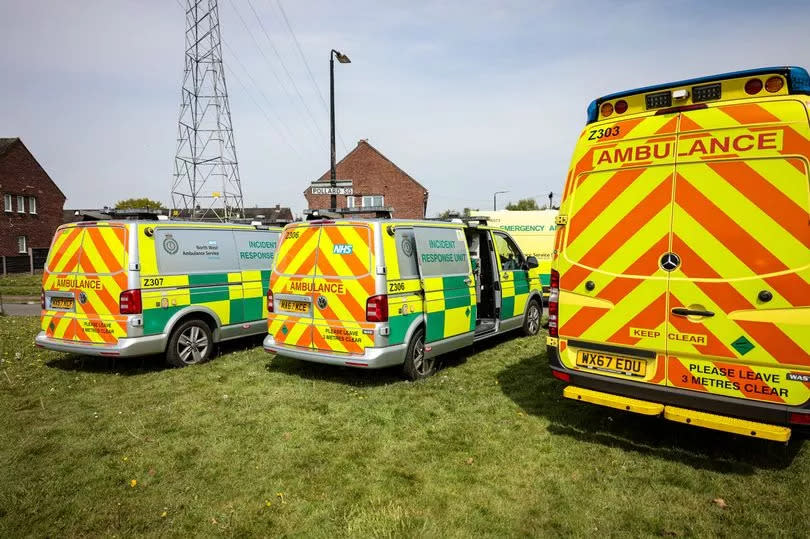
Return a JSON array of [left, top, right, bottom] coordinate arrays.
[[0, 138, 66, 257], [304, 139, 428, 219]]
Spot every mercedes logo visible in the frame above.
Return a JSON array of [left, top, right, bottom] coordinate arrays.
[[660, 252, 681, 272], [78, 291, 88, 304], [317, 295, 328, 310]]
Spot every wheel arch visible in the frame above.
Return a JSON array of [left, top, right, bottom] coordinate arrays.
[[164, 306, 222, 345]]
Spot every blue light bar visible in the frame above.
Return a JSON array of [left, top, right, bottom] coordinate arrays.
[[585, 66, 810, 124]]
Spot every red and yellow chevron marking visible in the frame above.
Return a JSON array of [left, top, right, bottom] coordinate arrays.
[[554, 96, 810, 403], [311, 225, 375, 354], [41, 224, 129, 345], [268, 223, 378, 354]]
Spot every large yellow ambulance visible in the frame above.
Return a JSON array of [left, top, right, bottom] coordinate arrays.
[[548, 66, 810, 441], [471, 209, 557, 299], [36, 220, 281, 366], [263, 218, 544, 379]]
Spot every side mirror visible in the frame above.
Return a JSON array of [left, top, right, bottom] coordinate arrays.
[[525, 256, 539, 269]]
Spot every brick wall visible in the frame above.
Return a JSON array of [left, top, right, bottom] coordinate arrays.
[[0, 141, 66, 257], [304, 140, 428, 219]]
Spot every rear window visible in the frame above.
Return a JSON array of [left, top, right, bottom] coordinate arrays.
[[315, 224, 373, 278], [46, 225, 127, 274]]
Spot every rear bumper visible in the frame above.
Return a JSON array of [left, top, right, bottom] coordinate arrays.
[[263, 334, 407, 369], [548, 345, 810, 427], [35, 331, 166, 357]]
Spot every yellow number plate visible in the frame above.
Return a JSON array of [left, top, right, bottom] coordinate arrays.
[[279, 299, 310, 314], [50, 297, 74, 310], [576, 350, 647, 377]]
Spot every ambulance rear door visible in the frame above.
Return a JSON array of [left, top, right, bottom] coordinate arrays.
[[557, 113, 678, 384], [269, 224, 318, 349], [665, 99, 810, 406], [41, 222, 130, 345], [310, 223, 377, 355]]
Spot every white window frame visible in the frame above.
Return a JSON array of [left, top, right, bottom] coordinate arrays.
[[28, 196, 36, 214], [346, 195, 357, 208], [16, 195, 25, 213], [17, 235, 27, 254], [3, 194, 10, 212], [361, 195, 384, 208]]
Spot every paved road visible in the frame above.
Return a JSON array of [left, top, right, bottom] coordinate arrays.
[[1, 302, 40, 316]]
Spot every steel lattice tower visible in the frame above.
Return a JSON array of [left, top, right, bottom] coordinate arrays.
[[171, 0, 243, 221]]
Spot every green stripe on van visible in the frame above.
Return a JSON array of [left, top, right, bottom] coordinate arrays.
[[189, 273, 230, 286]]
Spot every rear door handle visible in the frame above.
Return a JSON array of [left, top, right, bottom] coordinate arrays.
[[671, 307, 714, 317], [464, 277, 472, 285]]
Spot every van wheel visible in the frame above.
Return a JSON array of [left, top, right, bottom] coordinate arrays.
[[402, 328, 435, 380], [166, 319, 213, 367], [523, 299, 542, 336]]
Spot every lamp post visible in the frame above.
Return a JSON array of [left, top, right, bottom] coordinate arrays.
[[493, 190, 508, 211], [330, 49, 351, 212]]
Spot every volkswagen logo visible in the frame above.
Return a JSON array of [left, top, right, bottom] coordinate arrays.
[[660, 252, 681, 272], [78, 291, 88, 304], [317, 295, 328, 310]]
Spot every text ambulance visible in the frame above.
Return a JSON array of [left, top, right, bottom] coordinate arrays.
[[263, 219, 544, 379], [548, 66, 810, 441], [470, 209, 557, 298], [36, 220, 281, 367]]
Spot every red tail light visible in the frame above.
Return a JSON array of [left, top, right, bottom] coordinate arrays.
[[551, 370, 570, 383], [119, 289, 142, 315], [267, 289, 274, 313], [614, 99, 628, 114], [789, 412, 810, 425], [548, 269, 560, 338], [40, 287, 45, 309], [366, 294, 388, 322]]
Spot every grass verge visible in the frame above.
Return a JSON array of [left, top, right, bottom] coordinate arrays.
[[0, 316, 807, 536], [0, 272, 42, 297]]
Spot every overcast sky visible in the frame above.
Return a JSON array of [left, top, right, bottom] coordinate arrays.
[[2, 0, 809, 217]]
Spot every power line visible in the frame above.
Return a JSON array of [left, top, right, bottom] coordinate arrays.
[[225, 0, 323, 146], [245, 0, 327, 143], [274, 0, 348, 154], [225, 63, 303, 157], [222, 39, 307, 156], [174, 0, 305, 159]]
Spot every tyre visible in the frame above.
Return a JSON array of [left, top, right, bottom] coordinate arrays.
[[401, 328, 435, 380], [166, 318, 214, 367], [522, 298, 542, 336]]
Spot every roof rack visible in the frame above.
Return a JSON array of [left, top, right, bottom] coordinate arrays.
[[305, 207, 394, 220]]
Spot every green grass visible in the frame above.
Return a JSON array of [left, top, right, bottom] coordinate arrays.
[[0, 272, 42, 297], [1, 316, 808, 536]]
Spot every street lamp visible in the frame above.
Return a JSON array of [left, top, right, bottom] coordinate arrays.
[[493, 190, 508, 211], [330, 49, 351, 211]]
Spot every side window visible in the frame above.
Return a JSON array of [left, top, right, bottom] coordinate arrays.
[[394, 228, 419, 279], [493, 232, 525, 271], [413, 226, 470, 277], [155, 228, 238, 274], [234, 230, 280, 270]]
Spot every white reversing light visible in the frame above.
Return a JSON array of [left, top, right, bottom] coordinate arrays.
[[672, 89, 689, 101]]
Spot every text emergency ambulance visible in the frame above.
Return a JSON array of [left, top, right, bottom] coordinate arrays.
[[36, 220, 281, 367], [548, 66, 810, 441], [470, 209, 557, 299], [263, 218, 544, 379]]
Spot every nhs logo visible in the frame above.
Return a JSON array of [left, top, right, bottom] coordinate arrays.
[[333, 244, 353, 255]]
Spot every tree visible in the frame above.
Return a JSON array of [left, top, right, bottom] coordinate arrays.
[[436, 207, 476, 219], [505, 198, 539, 211], [114, 198, 165, 210]]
